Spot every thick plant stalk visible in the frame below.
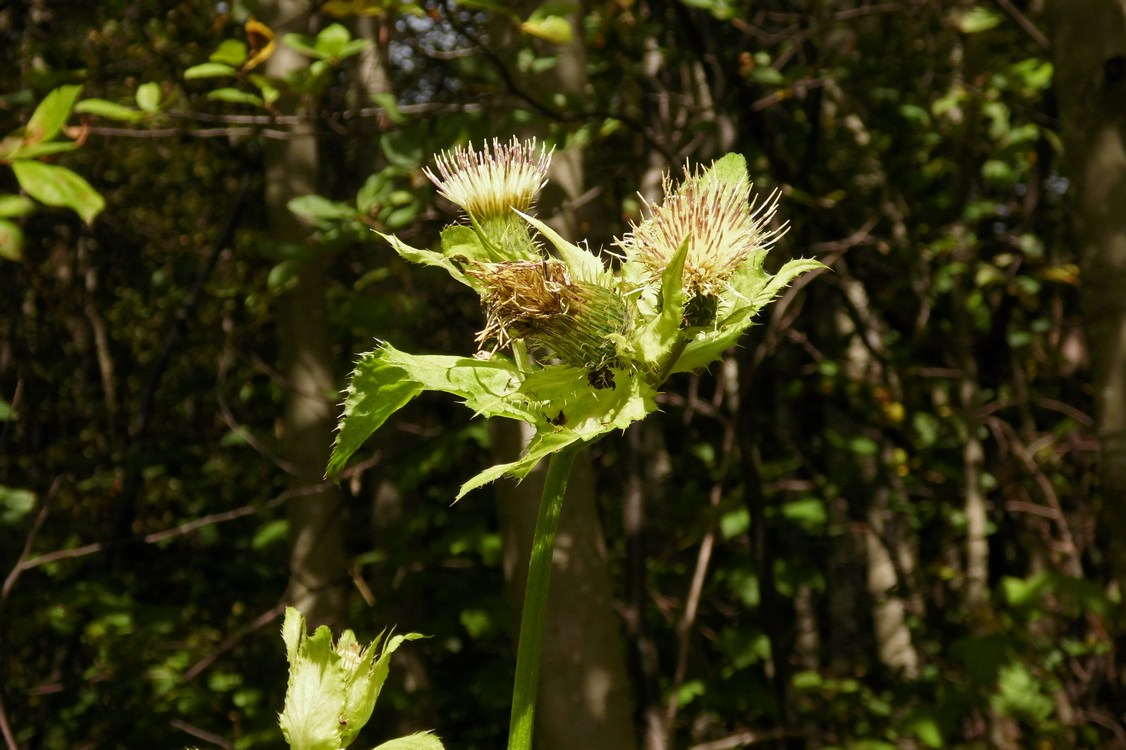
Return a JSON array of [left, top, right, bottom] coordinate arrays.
[[507, 444, 580, 750]]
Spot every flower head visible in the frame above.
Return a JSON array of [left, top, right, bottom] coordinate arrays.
[[466, 258, 627, 382], [616, 162, 788, 299], [424, 137, 553, 222]]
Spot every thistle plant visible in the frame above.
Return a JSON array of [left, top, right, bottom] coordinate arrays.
[[326, 137, 822, 750]]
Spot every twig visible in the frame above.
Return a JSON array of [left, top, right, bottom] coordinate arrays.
[[169, 719, 233, 750], [176, 600, 287, 687], [664, 360, 739, 733], [993, 0, 1049, 49]]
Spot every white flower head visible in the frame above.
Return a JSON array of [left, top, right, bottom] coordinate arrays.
[[616, 161, 788, 298], [424, 137, 553, 221]]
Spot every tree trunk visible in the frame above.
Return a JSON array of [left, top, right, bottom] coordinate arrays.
[[261, 0, 350, 628], [1047, 0, 1126, 593]]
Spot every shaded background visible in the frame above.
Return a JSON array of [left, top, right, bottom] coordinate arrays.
[[2, 1, 1124, 748]]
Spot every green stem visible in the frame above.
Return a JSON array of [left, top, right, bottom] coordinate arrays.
[[507, 444, 580, 750]]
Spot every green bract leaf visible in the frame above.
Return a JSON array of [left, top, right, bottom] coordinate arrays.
[[12, 160, 104, 224], [628, 236, 688, 367], [671, 257, 824, 374], [279, 608, 420, 750], [380, 231, 476, 289], [24, 85, 82, 145], [748, 257, 826, 309], [74, 98, 145, 122], [372, 731, 447, 750], [439, 224, 490, 264], [514, 209, 607, 286]]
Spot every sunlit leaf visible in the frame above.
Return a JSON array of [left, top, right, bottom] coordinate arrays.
[[24, 85, 82, 145], [210, 39, 248, 67], [135, 82, 162, 113], [0, 195, 36, 219], [0, 485, 36, 525], [184, 62, 238, 79], [206, 88, 264, 107], [74, 98, 145, 122], [0, 219, 22, 261], [12, 160, 104, 224]]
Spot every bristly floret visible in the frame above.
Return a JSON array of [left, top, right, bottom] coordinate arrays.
[[615, 162, 788, 298], [424, 137, 553, 222]]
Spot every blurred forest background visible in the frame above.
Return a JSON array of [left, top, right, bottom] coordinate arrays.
[[2, 0, 1125, 748]]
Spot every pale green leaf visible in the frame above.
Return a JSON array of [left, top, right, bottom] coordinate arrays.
[[337, 39, 372, 60], [0, 486, 35, 525], [135, 82, 162, 113], [283, 33, 326, 60], [316, 23, 353, 59], [956, 6, 1002, 34], [4, 141, 79, 159], [248, 74, 283, 105], [630, 236, 688, 365], [24, 85, 82, 145], [12, 160, 104, 224], [279, 611, 347, 750], [457, 365, 657, 498], [328, 344, 534, 479], [370, 92, 404, 124], [458, 429, 586, 499], [514, 209, 607, 285], [74, 98, 145, 122], [748, 257, 826, 308], [372, 731, 447, 750], [210, 39, 248, 66], [0, 219, 22, 261], [700, 152, 748, 192], [289, 194, 357, 222], [327, 347, 426, 479], [439, 224, 485, 260], [207, 88, 264, 107], [380, 231, 475, 289], [339, 628, 388, 747], [184, 62, 238, 79], [0, 195, 35, 219]]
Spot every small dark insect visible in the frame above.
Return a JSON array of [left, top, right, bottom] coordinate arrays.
[[587, 367, 615, 390], [550, 411, 567, 426]]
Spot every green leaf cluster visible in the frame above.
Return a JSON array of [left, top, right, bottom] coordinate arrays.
[[0, 85, 105, 259]]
